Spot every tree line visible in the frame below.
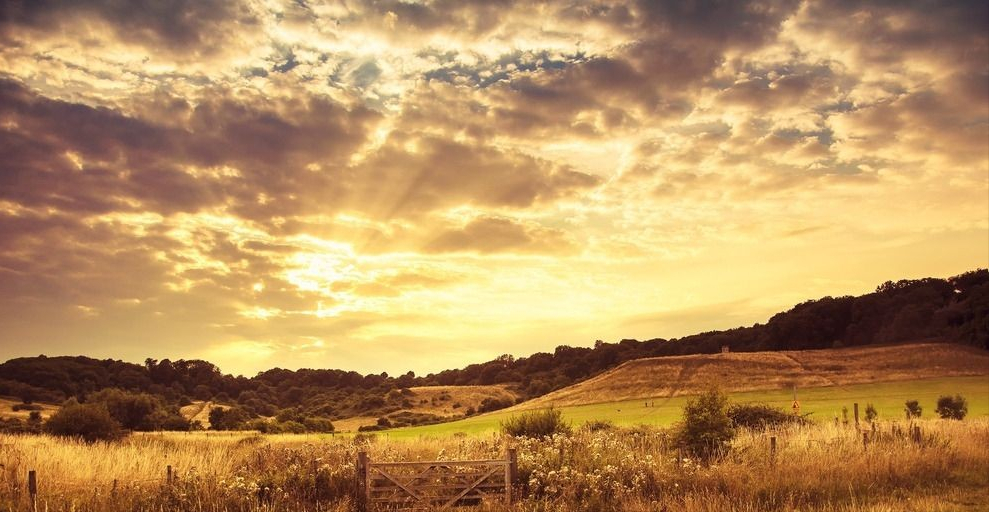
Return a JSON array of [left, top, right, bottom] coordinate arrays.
[[1, 269, 985, 433]]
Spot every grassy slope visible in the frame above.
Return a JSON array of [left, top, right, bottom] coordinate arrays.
[[519, 343, 989, 409], [179, 400, 229, 428], [333, 384, 518, 430], [0, 396, 58, 420], [375, 375, 989, 439]]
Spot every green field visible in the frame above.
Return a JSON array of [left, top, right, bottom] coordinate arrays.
[[371, 375, 989, 440]]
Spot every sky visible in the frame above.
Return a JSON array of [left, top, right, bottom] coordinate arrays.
[[0, 0, 986, 377]]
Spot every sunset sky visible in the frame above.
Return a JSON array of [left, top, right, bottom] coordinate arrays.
[[0, 0, 986, 377]]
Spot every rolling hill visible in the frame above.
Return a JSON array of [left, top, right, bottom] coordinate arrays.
[[515, 342, 989, 410], [0, 269, 985, 435]]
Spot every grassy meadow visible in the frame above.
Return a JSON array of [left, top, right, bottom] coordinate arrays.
[[1, 418, 987, 512], [378, 375, 989, 438], [1, 375, 987, 511]]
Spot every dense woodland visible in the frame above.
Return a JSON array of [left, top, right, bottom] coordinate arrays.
[[1, 269, 986, 433]]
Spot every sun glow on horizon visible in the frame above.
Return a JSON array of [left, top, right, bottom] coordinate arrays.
[[0, 0, 985, 375]]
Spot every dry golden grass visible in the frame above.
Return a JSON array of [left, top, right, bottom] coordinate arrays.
[[520, 343, 989, 409], [330, 415, 378, 432], [0, 397, 58, 421], [402, 385, 518, 416], [0, 419, 986, 512]]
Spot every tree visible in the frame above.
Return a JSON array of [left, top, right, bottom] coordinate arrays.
[[678, 389, 736, 459], [904, 400, 922, 418], [936, 395, 968, 420], [88, 388, 159, 430], [44, 402, 123, 442], [209, 406, 249, 430]]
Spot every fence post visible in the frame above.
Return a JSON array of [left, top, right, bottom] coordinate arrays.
[[166, 465, 173, 486], [862, 431, 869, 450], [27, 470, 37, 512], [913, 425, 921, 444], [853, 403, 859, 429], [506, 448, 518, 503], [770, 436, 777, 465], [356, 451, 368, 512]]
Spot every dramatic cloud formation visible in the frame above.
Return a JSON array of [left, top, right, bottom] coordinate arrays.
[[0, 0, 985, 376]]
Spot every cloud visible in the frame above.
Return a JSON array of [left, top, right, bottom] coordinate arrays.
[[0, 79, 381, 221], [0, 0, 260, 59], [0, 0, 985, 376], [346, 133, 601, 219], [425, 216, 576, 254]]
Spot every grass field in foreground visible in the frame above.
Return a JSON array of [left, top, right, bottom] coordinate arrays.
[[371, 375, 989, 439]]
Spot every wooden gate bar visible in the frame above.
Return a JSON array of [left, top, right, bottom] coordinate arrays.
[[440, 467, 500, 509], [358, 450, 517, 511]]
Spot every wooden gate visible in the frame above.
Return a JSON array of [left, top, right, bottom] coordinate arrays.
[[355, 449, 517, 511]]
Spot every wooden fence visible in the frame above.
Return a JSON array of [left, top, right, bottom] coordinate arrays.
[[355, 449, 517, 511]]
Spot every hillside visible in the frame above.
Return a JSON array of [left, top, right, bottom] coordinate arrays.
[[333, 384, 518, 431], [517, 343, 989, 409], [0, 396, 58, 421], [179, 401, 231, 429], [0, 269, 985, 434]]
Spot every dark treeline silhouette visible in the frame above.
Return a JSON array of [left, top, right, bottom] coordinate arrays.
[[1, 269, 985, 430]]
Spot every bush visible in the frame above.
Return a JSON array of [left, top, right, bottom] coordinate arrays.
[[677, 389, 736, 459], [11, 403, 42, 412], [728, 403, 809, 431], [501, 408, 571, 438], [864, 403, 878, 423], [936, 395, 968, 420], [303, 417, 335, 433], [44, 403, 124, 442], [478, 397, 514, 413], [280, 420, 306, 434], [904, 400, 922, 418], [583, 419, 614, 432]]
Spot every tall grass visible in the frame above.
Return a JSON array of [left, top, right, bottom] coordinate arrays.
[[1, 419, 986, 511]]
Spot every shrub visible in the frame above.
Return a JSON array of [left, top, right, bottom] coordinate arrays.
[[280, 421, 306, 434], [44, 403, 124, 442], [864, 403, 878, 423], [904, 400, 922, 418], [936, 395, 968, 420], [303, 417, 335, 433], [387, 411, 443, 427], [478, 397, 514, 413], [583, 419, 614, 432], [728, 403, 809, 431], [677, 389, 736, 459], [501, 408, 571, 438]]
